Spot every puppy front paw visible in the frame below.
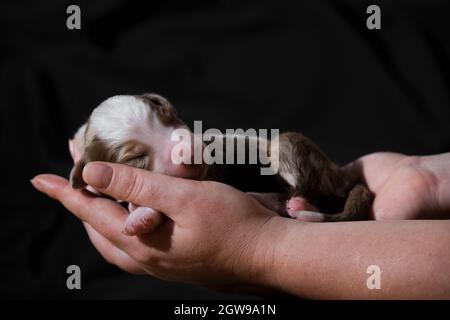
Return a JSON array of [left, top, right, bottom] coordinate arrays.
[[123, 206, 165, 236]]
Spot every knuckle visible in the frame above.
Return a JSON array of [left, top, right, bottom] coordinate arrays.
[[119, 169, 147, 203]]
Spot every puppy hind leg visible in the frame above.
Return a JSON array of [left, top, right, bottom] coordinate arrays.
[[292, 185, 373, 222], [318, 184, 373, 222], [339, 184, 374, 221]]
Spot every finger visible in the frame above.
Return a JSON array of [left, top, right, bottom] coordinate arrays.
[[83, 222, 145, 274], [123, 207, 166, 236], [82, 162, 201, 220], [31, 174, 140, 252]]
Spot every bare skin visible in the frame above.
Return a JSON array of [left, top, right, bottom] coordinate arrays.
[[31, 152, 450, 299], [343, 152, 450, 220]]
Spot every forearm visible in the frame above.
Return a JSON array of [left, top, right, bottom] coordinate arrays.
[[256, 217, 450, 299]]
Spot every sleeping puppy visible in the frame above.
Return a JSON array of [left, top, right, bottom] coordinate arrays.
[[70, 94, 373, 236], [70, 94, 207, 235]]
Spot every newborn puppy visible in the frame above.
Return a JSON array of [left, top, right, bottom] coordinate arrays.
[[70, 93, 373, 235]]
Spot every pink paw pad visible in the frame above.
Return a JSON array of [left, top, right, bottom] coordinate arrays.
[[286, 197, 318, 217]]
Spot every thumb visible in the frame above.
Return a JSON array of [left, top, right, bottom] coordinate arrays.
[[82, 162, 200, 221]]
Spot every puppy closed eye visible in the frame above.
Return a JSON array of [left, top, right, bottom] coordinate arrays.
[[125, 154, 150, 170]]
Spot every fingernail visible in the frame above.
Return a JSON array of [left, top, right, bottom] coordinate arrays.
[[83, 163, 113, 189], [30, 177, 42, 190], [30, 175, 55, 192]]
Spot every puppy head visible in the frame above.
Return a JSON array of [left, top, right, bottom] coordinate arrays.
[[70, 93, 204, 188]]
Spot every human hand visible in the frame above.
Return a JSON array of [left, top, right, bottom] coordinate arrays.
[[65, 139, 288, 295], [342, 152, 450, 220], [31, 162, 281, 286]]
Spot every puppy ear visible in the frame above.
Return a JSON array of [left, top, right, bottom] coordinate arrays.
[[138, 93, 185, 126], [140, 93, 171, 107], [70, 158, 87, 189]]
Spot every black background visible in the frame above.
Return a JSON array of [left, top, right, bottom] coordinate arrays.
[[1, 0, 449, 299]]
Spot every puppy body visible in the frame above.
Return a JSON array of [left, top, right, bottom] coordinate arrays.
[[71, 94, 373, 235]]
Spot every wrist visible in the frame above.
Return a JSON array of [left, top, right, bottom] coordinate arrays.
[[243, 215, 300, 289]]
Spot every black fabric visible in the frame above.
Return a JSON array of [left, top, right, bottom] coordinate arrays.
[[1, 0, 449, 299]]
